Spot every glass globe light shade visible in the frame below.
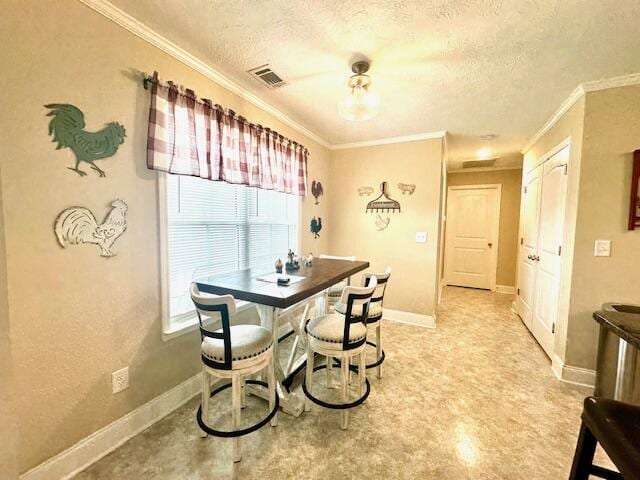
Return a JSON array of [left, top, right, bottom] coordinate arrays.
[[338, 75, 380, 121]]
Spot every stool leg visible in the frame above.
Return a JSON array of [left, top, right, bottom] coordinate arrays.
[[569, 422, 597, 480], [341, 354, 349, 430], [326, 355, 334, 388], [232, 373, 242, 463], [200, 368, 210, 438], [304, 343, 314, 412], [267, 354, 278, 427], [358, 351, 366, 397], [240, 377, 246, 409], [376, 323, 382, 379]]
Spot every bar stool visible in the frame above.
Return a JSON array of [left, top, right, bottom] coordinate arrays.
[[319, 254, 356, 309], [302, 277, 377, 429], [191, 284, 278, 463], [569, 396, 640, 480], [334, 267, 391, 379]]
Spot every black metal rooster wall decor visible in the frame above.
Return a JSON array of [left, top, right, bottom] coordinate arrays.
[[310, 217, 322, 238], [311, 180, 323, 205], [45, 103, 126, 177]]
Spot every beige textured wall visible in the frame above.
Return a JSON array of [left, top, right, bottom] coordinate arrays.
[[565, 86, 640, 369], [447, 169, 522, 287], [523, 97, 585, 365], [328, 139, 443, 316], [0, 159, 19, 479], [0, 0, 330, 472]]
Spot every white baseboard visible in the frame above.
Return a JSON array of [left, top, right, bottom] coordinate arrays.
[[495, 285, 516, 294], [21, 373, 203, 480], [383, 308, 436, 328], [552, 354, 596, 389]]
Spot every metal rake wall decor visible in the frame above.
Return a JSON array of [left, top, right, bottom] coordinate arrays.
[[366, 182, 401, 213]]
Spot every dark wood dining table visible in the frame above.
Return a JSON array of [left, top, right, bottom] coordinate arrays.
[[195, 258, 369, 416]]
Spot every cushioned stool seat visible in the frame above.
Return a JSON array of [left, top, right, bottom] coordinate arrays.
[[307, 314, 367, 347], [201, 325, 272, 363], [333, 300, 382, 319], [569, 396, 640, 480], [327, 282, 346, 297]]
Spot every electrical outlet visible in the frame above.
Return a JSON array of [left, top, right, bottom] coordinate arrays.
[[112, 367, 129, 394], [415, 231, 428, 243]]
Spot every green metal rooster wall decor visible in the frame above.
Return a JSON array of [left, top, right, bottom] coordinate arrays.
[[310, 217, 322, 239], [45, 104, 126, 177]]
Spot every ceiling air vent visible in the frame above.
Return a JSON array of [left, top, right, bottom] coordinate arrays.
[[247, 64, 287, 89], [462, 159, 497, 169]]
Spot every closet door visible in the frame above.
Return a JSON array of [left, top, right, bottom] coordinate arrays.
[[530, 146, 569, 358], [516, 164, 542, 331]]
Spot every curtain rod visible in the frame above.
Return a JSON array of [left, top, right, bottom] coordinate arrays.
[[141, 71, 309, 152]]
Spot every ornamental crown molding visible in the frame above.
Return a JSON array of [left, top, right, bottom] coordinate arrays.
[[522, 72, 640, 154], [79, 0, 448, 153]]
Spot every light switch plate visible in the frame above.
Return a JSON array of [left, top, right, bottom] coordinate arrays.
[[594, 239, 611, 257], [112, 367, 129, 394], [415, 232, 427, 243]]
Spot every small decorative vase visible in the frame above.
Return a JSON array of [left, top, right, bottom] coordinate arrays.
[[275, 258, 283, 273]]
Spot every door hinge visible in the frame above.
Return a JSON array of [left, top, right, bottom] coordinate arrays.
[[552, 323, 556, 334], [520, 237, 524, 245], [517, 288, 520, 295], [563, 164, 568, 175], [558, 245, 562, 255], [524, 186, 528, 194]]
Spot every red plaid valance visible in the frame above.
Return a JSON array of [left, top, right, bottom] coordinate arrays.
[[146, 73, 308, 196]]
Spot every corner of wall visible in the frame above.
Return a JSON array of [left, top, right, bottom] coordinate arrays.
[[0, 160, 19, 480]]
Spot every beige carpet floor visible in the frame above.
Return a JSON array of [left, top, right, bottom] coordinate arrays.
[[74, 287, 607, 479]]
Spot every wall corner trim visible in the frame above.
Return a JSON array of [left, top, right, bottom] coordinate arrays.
[[552, 354, 596, 389], [383, 308, 436, 328], [77, 0, 331, 149], [20, 373, 203, 480], [521, 72, 640, 154]]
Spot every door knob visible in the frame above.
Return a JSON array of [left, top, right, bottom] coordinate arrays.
[[488, 242, 493, 247]]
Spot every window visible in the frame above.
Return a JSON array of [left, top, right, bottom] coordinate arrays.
[[160, 174, 299, 336]]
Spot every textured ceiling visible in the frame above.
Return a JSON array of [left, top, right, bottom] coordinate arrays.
[[109, 0, 640, 165]]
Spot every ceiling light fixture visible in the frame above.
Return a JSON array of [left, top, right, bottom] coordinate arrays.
[[338, 61, 380, 121], [477, 147, 492, 160]]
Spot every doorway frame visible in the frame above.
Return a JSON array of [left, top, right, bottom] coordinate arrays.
[[444, 184, 502, 291]]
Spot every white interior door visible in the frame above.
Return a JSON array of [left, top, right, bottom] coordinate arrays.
[[531, 146, 569, 358], [516, 165, 542, 331], [444, 186, 500, 290]]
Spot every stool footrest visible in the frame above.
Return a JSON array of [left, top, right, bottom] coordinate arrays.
[[302, 363, 370, 410], [196, 380, 279, 438], [334, 341, 385, 370], [589, 465, 624, 480]]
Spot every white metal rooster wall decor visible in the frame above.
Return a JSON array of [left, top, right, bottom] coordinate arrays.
[[54, 200, 128, 257]]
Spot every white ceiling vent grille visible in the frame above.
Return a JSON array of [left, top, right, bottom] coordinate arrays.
[[247, 65, 287, 89], [462, 159, 497, 169]]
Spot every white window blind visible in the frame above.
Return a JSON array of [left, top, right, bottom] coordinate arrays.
[[165, 174, 299, 325]]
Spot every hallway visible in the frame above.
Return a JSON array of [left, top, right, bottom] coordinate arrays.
[[75, 287, 595, 479]]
